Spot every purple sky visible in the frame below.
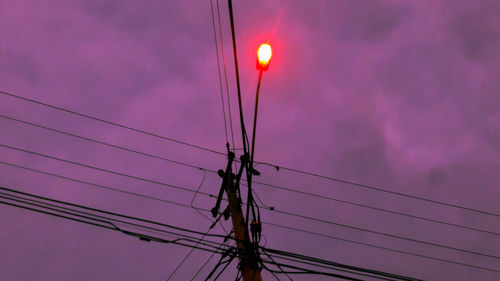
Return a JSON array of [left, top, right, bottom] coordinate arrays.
[[1, 1, 499, 280]]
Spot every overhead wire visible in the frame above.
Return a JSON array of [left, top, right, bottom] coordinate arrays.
[[263, 207, 500, 260], [210, 0, 229, 147], [261, 249, 416, 281], [0, 161, 211, 210], [0, 114, 217, 174], [2, 91, 497, 219], [264, 222, 500, 273], [166, 225, 216, 281], [254, 162, 500, 218], [262, 247, 424, 281], [0, 196, 230, 256], [3, 92, 499, 276], [4, 185, 496, 277], [4, 108, 497, 239], [0, 91, 225, 156], [251, 179, 500, 236], [261, 261, 364, 281], [0, 186, 230, 242], [216, 0, 236, 154], [0, 143, 217, 199], [2, 113, 497, 238], [190, 231, 233, 281], [3, 144, 497, 261]]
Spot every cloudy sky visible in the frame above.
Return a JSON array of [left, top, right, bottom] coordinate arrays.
[[1, 1, 499, 280]]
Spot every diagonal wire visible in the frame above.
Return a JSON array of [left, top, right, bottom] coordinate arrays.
[[0, 143, 217, 198], [3, 90, 496, 219], [0, 114, 218, 174], [216, 0, 236, 153], [251, 179, 500, 236], [2, 112, 496, 236], [264, 207, 500, 259], [254, 162, 500, 218], [0, 91, 225, 156], [264, 222, 500, 273], [210, 0, 229, 146], [0, 161, 210, 210]]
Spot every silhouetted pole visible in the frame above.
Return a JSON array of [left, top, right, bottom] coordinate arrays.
[[224, 169, 263, 281]]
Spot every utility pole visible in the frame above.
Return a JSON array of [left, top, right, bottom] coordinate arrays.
[[213, 152, 263, 281]]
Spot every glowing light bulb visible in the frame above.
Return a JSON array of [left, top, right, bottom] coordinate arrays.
[[257, 43, 272, 70]]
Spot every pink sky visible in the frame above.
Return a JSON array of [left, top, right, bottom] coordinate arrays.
[[1, 1, 499, 280]]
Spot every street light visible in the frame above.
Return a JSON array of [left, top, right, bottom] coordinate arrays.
[[250, 43, 272, 171], [246, 42, 273, 243], [257, 43, 272, 71]]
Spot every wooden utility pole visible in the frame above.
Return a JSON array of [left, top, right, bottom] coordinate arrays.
[[213, 151, 262, 281], [223, 171, 263, 281]]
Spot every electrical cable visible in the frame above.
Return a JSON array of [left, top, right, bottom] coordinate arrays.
[[9, 111, 494, 239], [260, 248, 292, 281], [190, 169, 213, 223], [3, 109, 495, 237], [210, 0, 229, 146], [251, 179, 500, 236], [0, 161, 212, 210], [0, 186, 230, 241], [191, 235, 232, 281], [216, 0, 236, 155], [262, 247, 424, 281], [0, 191, 223, 250], [2, 90, 497, 219], [226, 0, 249, 156], [0, 91, 225, 156], [0, 199, 231, 256], [254, 162, 500, 218], [261, 249, 412, 281], [262, 261, 363, 281], [3, 149, 495, 262], [263, 207, 500, 259], [263, 222, 500, 273], [0, 114, 218, 174], [166, 225, 215, 281], [0, 143, 217, 199], [5, 148, 496, 264], [213, 253, 236, 281]]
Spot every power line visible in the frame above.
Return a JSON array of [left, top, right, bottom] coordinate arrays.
[[3, 112, 498, 239], [216, 0, 236, 153], [0, 91, 225, 156], [0, 114, 217, 174], [3, 143, 496, 260], [2, 194, 192, 246], [166, 225, 215, 281], [3, 90, 497, 219], [5, 186, 495, 278], [254, 162, 500, 218], [3, 92, 496, 274], [0, 143, 216, 198], [251, 180, 500, 236], [264, 207, 500, 260], [261, 255, 394, 281], [264, 222, 500, 273], [0, 196, 230, 256], [226, 0, 249, 156], [0, 161, 213, 211], [261, 248, 422, 281], [1, 189, 366, 280], [5, 113, 496, 237], [3, 144, 497, 260], [0, 186, 229, 241], [210, 0, 229, 146]]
